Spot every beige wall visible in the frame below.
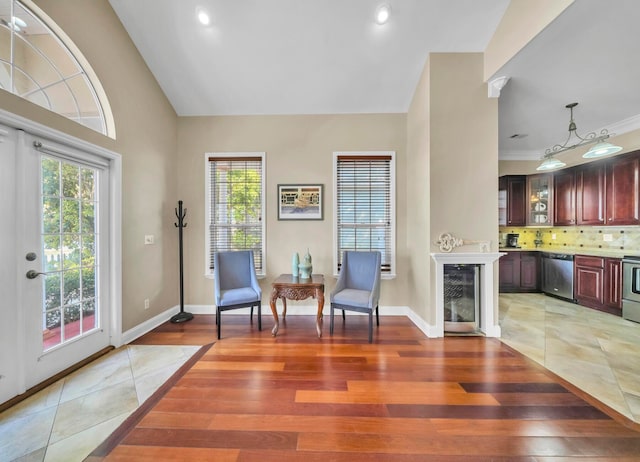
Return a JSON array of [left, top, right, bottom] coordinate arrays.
[[429, 53, 500, 325], [0, 0, 528, 339], [1, 0, 180, 331], [484, 0, 574, 80], [176, 114, 409, 308], [406, 58, 431, 321]]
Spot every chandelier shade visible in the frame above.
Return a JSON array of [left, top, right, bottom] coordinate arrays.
[[536, 156, 566, 171], [583, 141, 623, 159]]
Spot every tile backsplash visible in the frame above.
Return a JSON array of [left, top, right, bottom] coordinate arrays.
[[498, 226, 640, 253]]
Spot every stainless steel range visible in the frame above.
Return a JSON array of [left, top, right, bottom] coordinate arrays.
[[622, 256, 640, 323]]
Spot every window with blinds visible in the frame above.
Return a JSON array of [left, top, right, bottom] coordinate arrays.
[[334, 152, 395, 276], [207, 154, 265, 275]]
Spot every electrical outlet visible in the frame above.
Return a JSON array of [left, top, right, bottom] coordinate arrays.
[[144, 298, 150, 309], [144, 235, 154, 245], [551, 233, 557, 240], [603, 233, 613, 242]]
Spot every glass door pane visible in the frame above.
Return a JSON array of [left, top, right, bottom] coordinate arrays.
[[41, 156, 99, 350]]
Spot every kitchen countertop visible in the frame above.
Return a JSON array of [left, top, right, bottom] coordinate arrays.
[[498, 246, 638, 258]]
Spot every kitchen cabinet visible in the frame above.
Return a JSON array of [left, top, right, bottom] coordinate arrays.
[[574, 255, 622, 314], [576, 163, 605, 225], [553, 169, 576, 225], [604, 258, 622, 311], [550, 152, 640, 227], [499, 251, 540, 293], [605, 154, 640, 225], [527, 173, 552, 226], [499, 175, 526, 226], [575, 255, 604, 307]]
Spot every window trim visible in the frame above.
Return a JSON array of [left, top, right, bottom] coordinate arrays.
[[204, 152, 266, 278], [333, 151, 396, 279], [2, 0, 115, 138]]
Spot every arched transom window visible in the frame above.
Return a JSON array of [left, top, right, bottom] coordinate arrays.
[[0, 0, 114, 137]]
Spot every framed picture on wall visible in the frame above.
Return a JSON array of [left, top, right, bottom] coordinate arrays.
[[277, 184, 323, 220]]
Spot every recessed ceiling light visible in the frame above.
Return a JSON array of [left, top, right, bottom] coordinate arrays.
[[197, 9, 210, 26], [375, 4, 391, 25]]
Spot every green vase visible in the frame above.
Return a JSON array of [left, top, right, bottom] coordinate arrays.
[[292, 252, 299, 277]]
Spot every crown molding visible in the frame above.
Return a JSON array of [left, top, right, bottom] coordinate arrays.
[[499, 149, 541, 161], [488, 75, 510, 98], [606, 113, 640, 138]]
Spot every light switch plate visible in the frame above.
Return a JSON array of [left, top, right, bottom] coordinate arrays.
[[603, 233, 613, 242], [144, 235, 154, 245]]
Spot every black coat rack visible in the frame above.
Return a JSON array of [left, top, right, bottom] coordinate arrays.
[[170, 200, 194, 323]]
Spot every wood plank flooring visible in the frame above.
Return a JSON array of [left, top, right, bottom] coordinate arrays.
[[88, 314, 640, 461]]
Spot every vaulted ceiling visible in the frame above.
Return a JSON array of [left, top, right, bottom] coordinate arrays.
[[109, 0, 640, 161]]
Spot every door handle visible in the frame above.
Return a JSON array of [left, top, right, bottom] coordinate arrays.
[[633, 267, 640, 295], [26, 270, 45, 279]]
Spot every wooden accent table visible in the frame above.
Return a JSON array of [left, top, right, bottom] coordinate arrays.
[[269, 274, 325, 337]]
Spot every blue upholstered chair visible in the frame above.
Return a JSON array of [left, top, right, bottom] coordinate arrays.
[[330, 251, 382, 343], [213, 250, 262, 339]]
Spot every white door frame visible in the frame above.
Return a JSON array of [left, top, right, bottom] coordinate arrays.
[[0, 108, 122, 399]]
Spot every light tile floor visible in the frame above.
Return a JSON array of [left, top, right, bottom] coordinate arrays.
[[500, 293, 640, 423], [0, 344, 199, 462], [2, 297, 640, 461]]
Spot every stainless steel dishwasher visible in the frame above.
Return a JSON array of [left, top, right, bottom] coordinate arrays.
[[541, 253, 575, 302]]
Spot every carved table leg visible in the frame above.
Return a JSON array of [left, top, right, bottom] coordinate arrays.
[[270, 287, 280, 336], [281, 297, 287, 318], [316, 288, 325, 338]]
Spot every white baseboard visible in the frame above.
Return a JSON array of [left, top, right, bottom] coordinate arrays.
[[482, 324, 502, 337], [404, 309, 440, 338], [121, 305, 180, 344], [121, 303, 480, 344]]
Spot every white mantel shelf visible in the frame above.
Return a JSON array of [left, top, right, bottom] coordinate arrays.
[[431, 252, 506, 338]]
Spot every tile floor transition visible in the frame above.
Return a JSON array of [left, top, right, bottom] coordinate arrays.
[[499, 293, 640, 423], [1, 293, 639, 461], [0, 345, 200, 462]]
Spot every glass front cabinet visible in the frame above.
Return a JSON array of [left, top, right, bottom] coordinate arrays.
[[527, 173, 552, 226]]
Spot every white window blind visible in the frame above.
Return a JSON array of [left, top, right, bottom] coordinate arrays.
[[207, 155, 264, 274], [335, 153, 395, 274]]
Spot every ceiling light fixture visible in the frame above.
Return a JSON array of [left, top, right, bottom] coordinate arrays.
[[197, 9, 211, 26], [375, 4, 391, 25], [536, 102, 622, 171]]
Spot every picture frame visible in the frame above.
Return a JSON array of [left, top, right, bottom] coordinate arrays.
[[277, 184, 323, 220]]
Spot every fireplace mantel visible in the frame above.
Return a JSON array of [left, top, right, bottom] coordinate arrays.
[[431, 252, 506, 338]]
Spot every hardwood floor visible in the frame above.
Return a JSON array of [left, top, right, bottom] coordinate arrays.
[[88, 314, 640, 461]]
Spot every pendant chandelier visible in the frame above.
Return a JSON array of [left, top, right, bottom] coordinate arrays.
[[536, 102, 622, 171]]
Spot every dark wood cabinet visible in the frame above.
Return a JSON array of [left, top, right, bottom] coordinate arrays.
[[575, 255, 622, 314], [576, 163, 605, 225], [499, 252, 519, 291], [604, 258, 622, 311], [526, 173, 552, 226], [499, 251, 540, 293], [531, 150, 640, 227], [519, 252, 540, 290], [575, 255, 604, 307], [499, 175, 526, 226], [553, 169, 576, 225], [605, 155, 640, 225]]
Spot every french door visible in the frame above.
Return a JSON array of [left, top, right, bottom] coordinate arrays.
[[19, 131, 111, 388]]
